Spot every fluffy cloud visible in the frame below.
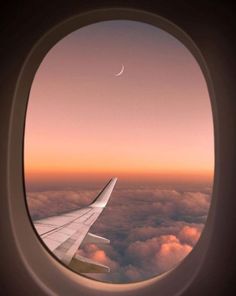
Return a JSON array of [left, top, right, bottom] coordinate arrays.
[[126, 233, 193, 275], [77, 244, 119, 271], [156, 235, 192, 272], [26, 183, 211, 283], [28, 189, 97, 220], [178, 225, 201, 246]]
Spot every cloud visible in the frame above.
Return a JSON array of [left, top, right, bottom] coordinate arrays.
[[27, 189, 97, 220], [178, 225, 201, 246], [26, 183, 211, 283], [126, 233, 192, 275], [155, 235, 192, 272], [123, 265, 144, 281], [77, 244, 119, 271]]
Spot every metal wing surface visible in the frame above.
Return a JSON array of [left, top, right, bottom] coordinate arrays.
[[33, 178, 117, 272]]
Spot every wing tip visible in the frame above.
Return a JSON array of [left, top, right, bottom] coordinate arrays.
[[90, 177, 118, 208], [108, 177, 118, 185]]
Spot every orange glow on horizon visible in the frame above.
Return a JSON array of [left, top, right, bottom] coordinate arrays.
[[25, 168, 213, 185]]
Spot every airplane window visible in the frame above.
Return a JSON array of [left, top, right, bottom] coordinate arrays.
[[24, 20, 214, 283]]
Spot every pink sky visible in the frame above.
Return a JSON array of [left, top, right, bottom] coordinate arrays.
[[24, 20, 214, 184]]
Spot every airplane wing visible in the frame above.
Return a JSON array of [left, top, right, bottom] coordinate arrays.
[[33, 178, 117, 273]]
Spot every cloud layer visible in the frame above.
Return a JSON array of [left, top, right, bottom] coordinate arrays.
[[27, 183, 211, 283]]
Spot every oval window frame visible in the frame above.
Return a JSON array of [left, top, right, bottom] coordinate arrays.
[[8, 7, 216, 296]]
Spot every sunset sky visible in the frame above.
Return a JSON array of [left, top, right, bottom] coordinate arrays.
[[24, 20, 214, 187]]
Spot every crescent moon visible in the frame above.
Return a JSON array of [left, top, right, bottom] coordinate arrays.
[[115, 64, 124, 76]]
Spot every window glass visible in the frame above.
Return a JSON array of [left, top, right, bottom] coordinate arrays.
[[24, 20, 214, 283]]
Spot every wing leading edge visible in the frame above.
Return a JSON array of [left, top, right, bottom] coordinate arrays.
[[33, 177, 117, 273]]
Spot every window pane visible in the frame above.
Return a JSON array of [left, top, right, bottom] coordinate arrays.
[[24, 20, 214, 283]]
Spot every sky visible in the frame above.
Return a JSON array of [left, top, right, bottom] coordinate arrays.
[[24, 20, 214, 283], [24, 20, 214, 187]]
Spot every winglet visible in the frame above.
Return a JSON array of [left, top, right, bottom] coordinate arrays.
[[90, 177, 117, 208]]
